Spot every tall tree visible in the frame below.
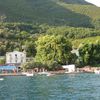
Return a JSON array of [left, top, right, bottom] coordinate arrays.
[[35, 35, 72, 66], [78, 41, 100, 66]]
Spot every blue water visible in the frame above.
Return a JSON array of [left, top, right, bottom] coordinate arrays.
[[0, 73, 100, 100]]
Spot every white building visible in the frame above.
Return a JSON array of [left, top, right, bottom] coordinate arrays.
[[62, 64, 75, 73], [6, 51, 26, 64]]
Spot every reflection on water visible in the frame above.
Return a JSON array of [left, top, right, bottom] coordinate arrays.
[[0, 73, 100, 100]]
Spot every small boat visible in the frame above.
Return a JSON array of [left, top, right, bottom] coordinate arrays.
[[22, 72, 34, 76], [26, 73, 34, 76], [46, 73, 55, 76], [0, 78, 4, 81], [38, 71, 54, 76], [94, 70, 100, 74]]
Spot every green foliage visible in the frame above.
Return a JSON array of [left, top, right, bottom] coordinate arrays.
[[45, 26, 100, 39], [58, 1, 100, 28], [0, 58, 5, 65], [0, 23, 41, 56], [72, 36, 100, 48], [0, 0, 100, 28], [0, 42, 6, 56], [22, 61, 47, 71], [48, 61, 61, 71], [0, 23, 100, 58], [24, 41, 36, 57], [0, 0, 99, 67], [78, 41, 100, 66], [35, 35, 72, 65], [0, 22, 99, 67]]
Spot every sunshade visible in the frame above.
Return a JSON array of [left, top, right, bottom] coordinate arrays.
[[0, 66, 16, 70]]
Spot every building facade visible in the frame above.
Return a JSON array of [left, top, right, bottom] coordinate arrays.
[[6, 51, 26, 64], [62, 65, 75, 73]]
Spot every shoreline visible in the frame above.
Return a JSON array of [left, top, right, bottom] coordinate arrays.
[[0, 73, 26, 76], [0, 66, 99, 76], [0, 70, 93, 77]]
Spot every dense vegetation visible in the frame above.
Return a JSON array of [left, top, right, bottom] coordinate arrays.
[[0, 22, 99, 69], [0, 23, 100, 56], [73, 36, 100, 47], [78, 41, 100, 66], [22, 35, 77, 70], [0, 0, 100, 28], [35, 35, 73, 65], [0, 0, 100, 69]]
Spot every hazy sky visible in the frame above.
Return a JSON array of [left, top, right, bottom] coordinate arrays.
[[85, 0, 100, 7]]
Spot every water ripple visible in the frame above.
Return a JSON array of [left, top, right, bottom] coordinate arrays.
[[0, 73, 100, 100]]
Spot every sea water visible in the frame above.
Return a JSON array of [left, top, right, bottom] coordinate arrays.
[[0, 73, 100, 100]]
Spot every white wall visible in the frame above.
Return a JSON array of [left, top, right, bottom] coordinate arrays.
[[6, 51, 26, 64], [62, 65, 75, 72]]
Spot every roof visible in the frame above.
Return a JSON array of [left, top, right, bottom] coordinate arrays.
[[6, 51, 26, 55], [62, 65, 75, 69], [0, 66, 17, 70]]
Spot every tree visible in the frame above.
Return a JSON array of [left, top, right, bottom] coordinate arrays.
[[0, 44, 6, 56], [0, 58, 5, 65], [35, 35, 72, 67], [78, 41, 100, 66], [0, 15, 6, 23], [78, 43, 93, 66], [24, 41, 36, 57], [22, 60, 48, 71]]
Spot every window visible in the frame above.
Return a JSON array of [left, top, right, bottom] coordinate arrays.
[[15, 54, 17, 63], [9, 54, 12, 63], [15, 54, 17, 58], [15, 59, 17, 63], [21, 56, 23, 63]]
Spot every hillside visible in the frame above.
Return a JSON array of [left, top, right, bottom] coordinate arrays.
[[0, 0, 100, 28]]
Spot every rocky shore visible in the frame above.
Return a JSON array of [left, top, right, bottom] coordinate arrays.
[[77, 66, 100, 73], [0, 66, 99, 76]]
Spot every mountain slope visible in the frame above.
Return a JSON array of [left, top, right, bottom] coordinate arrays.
[[0, 0, 100, 28]]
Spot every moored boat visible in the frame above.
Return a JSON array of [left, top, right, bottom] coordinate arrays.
[[0, 78, 4, 80], [46, 73, 55, 76], [94, 70, 100, 74], [26, 73, 34, 76], [22, 72, 34, 76]]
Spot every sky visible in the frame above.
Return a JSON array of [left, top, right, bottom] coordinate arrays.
[[85, 0, 100, 7]]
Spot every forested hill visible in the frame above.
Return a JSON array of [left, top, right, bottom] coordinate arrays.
[[0, 0, 100, 28]]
